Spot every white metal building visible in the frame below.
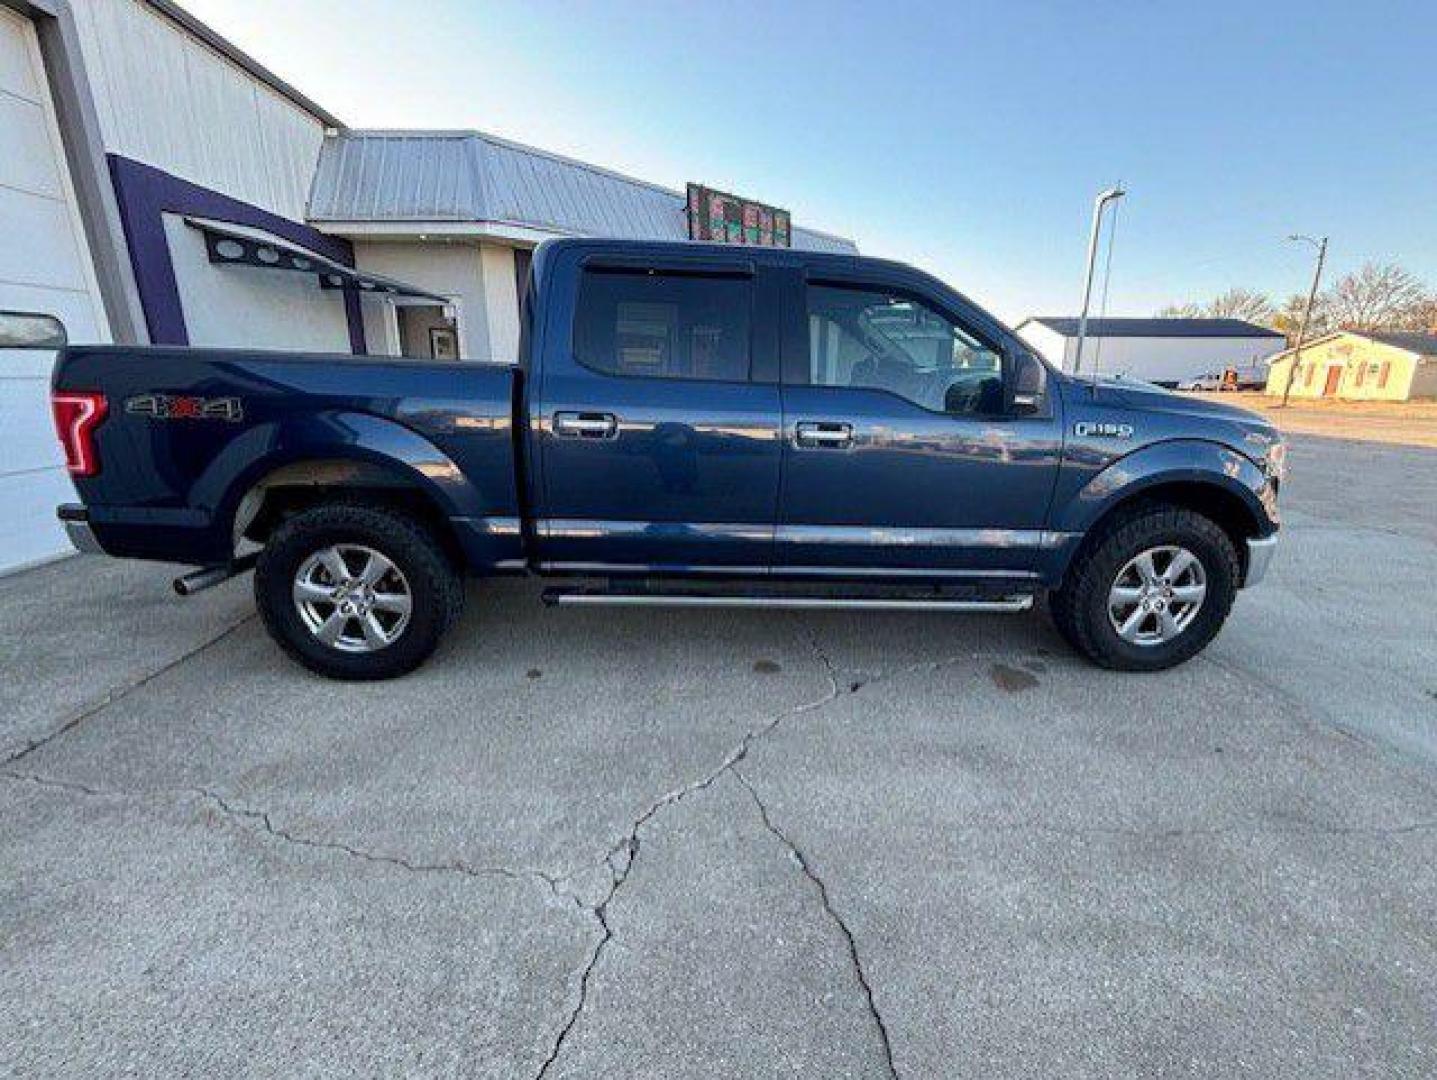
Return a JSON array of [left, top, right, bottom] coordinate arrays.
[[1016, 317, 1285, 387], [2, 1, 116, 569], [0, 0, 854, 574]]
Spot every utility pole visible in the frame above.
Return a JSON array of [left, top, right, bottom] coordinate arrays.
[[1072, 186, 1125, 377], [1279, 234, 1327, 408]]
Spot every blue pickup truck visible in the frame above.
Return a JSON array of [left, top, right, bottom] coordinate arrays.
[[52, 239, 1284, 679]]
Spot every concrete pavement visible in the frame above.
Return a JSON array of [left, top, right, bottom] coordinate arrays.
[[2, 434, 1435, 1077]]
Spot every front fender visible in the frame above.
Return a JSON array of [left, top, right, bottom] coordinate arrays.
[[1051, 438, 1278, 537]]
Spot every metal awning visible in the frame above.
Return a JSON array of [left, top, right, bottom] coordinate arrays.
[[184, 217, 448, 302]]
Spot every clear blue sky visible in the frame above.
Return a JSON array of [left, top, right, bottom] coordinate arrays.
[[184, 0, 1437, 323]]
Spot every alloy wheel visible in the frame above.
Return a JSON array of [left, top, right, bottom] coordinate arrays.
[[292, 544, 412, 653], [1107, 544, 1207, 647]]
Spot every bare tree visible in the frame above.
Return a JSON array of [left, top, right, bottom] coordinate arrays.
[[1271, 292, 1330, 343], [1155, 302, 1202, 318], [1396, 295, 1437, 333], [1322, 262, 1426, 330], [1203, 288, 1274, 323]]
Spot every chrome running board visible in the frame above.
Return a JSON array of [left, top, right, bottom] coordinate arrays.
[[543, 590, 1034, 613]]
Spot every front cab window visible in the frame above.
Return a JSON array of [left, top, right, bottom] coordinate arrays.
[[807, 285, 1004, 415]]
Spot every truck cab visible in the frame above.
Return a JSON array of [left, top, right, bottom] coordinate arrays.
[[526, 240, 1065, 583], [52, 239, 1285, 679]]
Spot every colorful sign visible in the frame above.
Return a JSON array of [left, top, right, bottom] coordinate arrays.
[[687, 184, 791, 247]]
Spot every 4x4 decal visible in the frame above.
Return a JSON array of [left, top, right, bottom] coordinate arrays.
[[125, 394, 243, 422]]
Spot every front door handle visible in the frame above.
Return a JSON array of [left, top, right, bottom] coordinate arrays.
[[553, 411, 619, 439], [795, 421, 853, 449]]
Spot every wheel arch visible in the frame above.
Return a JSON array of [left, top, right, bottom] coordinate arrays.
[[227, 456, 464, 567], [1052, 441, 1276, 586], [1091, 479, 1261, 552], [198, 410, 498, 567]]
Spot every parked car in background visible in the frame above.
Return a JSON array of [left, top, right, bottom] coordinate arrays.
[[1179, 366, 1267, 392], [52, 240, 1285, 679], [1178, 372, 1226, 391]]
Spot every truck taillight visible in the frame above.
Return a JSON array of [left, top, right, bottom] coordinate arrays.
[[51, 391, 108, 477]]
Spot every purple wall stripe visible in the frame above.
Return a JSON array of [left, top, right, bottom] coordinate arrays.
[[107, 155, 367, 353]]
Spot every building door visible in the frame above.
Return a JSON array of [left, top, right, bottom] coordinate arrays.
[[1323, 366, 1343, 396], [396, 303, 459, 359], [0, 9, 109, 573]]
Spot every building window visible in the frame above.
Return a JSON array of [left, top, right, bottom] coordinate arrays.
[[1378, 362, 1390, 389], [574, 268, 752, 382], [1354, 363, 1365, 388]]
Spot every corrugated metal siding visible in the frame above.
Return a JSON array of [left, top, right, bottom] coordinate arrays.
[[71, 0, 326, 220], [322, 134, 482, 220], [308, 131, 856, 253]]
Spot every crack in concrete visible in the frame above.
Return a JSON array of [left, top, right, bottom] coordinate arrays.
[[12, 767, 1429, 850], [2, 615, 257, 768], [3, 766, 597, 1079], [543, 635, 1043, 888], [526, 635, 1044, 1076], [0, 769, 572, 896], [735, 768, 900, 1079], [530, 633, 846, 1078], [0, 632, 853, 1080], [531, 849, 623, 1080]]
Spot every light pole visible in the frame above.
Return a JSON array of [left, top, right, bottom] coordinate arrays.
[[1072, 186, 1125, 377], [1279, 233, 1327, 408]]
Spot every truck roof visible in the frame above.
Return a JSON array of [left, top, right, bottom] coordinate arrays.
[[533, 236, 904, 275]]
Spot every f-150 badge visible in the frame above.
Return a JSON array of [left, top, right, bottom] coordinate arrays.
[[125, 394, 243, 422], [1074, 421, 1133, 439]]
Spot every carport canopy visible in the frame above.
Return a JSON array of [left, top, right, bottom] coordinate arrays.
[[184, 217, 447, 302]]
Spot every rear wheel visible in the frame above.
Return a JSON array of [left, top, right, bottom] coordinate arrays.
[[1050, 505, 1239, 672], [255, 504, 463, 680]]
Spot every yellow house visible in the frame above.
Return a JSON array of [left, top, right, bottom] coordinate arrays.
[[1265, 331, 1437, 401]]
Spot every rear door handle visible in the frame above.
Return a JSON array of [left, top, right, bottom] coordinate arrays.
[[553, 411, 619, 439], [795, 421, 853, 449]]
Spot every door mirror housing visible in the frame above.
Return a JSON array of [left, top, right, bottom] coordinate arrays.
[[0, 311, 67, 350], [1008, 352, 1045, 415]]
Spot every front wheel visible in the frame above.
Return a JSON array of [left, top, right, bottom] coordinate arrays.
[[254, 504, 463, 680], [1050, 505, 1240, 672]]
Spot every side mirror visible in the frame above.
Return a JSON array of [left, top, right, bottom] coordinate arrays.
[[0, 311, 67, 350], [1009, 353, 1045, 415]]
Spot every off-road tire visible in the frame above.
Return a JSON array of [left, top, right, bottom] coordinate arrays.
[[1050, 504, 1240, 672], [255, 504, 463, 680]]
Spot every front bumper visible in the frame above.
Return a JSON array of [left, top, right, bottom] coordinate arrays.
[[1243, 535, 1277, 588], [58, 504, 104, 554]]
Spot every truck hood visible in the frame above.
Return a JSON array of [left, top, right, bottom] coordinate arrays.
[[1097, 379, 1264, 424], [1066, 376, 1285, 471]]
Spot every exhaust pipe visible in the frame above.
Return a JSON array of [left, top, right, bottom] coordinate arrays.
[[173, 552, 257, 597]]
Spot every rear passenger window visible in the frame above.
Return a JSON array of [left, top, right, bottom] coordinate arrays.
[[575, 269, 751, 382]]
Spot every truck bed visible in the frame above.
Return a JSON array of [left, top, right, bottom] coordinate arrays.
[[53, 346, 523, 568]]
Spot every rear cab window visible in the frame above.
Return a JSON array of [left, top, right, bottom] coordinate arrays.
[[574, 268, 752, 382]]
